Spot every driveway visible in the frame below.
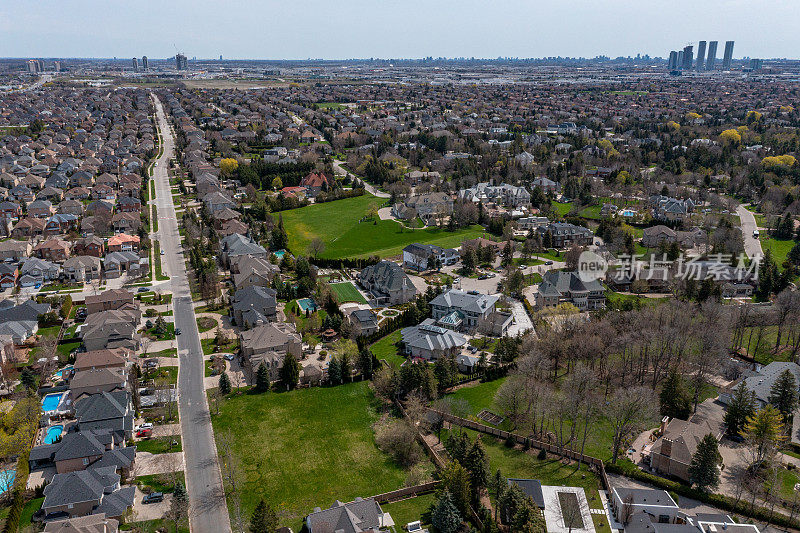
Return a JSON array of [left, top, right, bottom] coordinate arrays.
[[131, 486, 172, 522], [507, 300, 534, 337], [333, 159, 389, 198], [736, 204, 764, 259], [135, 451, 185, 476]]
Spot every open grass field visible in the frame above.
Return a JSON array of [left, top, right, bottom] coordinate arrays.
[[444, 377, 507, 417], [210, 382, 408, 530], [329, 281, 367, 304], [280, 194, 485, 258]]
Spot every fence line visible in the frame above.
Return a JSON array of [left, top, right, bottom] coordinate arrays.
[[370, 481, 440, 504]]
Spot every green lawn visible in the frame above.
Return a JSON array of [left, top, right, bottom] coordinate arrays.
[[761, 237, 795, 269], [740, 325, 795, 364], [19, 497, 44, 530], [280, 194, 485, 258], [143, 366, 178, 385], [135, 435, 182, 454], [56, 340, 81, 361], [196, 316, 218, 332], [329, 281, 367, 304], [137, 472, 186, 494], [551, 201, 575, 218], [381, 493, 435, 529], [444, 377, 507, 417], [370, 330, 406, 369], [210, 382, 408, 530]]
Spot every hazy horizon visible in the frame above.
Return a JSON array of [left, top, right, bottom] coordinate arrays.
[[1, 0, 798, 61]]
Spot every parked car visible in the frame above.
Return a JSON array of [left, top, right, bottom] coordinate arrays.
[[544, 260, 554, 265], [222, 353, 235, 361], [160, 249, 165, 255], [136, 428, 152, 438], [138, 422, 153, 430], [175, 328, 182, 335], [143, 492, 163, 504], [137, 286, 149, 293]]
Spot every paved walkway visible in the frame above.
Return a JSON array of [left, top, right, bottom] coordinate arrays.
[[540, 485, 596, 533], [507, 299, 534, 337], [134, 451, 185, 476]]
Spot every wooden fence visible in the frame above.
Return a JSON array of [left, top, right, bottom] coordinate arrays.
[[370, 481, 440, 504]]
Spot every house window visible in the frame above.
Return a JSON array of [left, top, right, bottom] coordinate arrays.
[[68, 503, 73, 509], [658, 515, 670, 523], [83, 458, 89, 465]]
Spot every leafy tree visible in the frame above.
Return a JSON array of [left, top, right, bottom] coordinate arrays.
[[271, 176, 283, 190], [279, 352, 301, 390], [659, 369, 691, 420], [439, 461, 471, 515], [723, 381, 756, 437], [431, 491, 462, 533], [688, 433, 722, 492], [249, 498, 278, 533], [255, 362, 270, 392], [769, 368, 798, 422], [743, 405, 786, 467], [220, 158, 239, 177], [219, 372, 232, 395]]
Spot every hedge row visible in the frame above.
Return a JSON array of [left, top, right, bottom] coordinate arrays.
[[605, 462, 800, 530]]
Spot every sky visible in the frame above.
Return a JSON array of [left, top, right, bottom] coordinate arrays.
[[1, 0, 798, 60]]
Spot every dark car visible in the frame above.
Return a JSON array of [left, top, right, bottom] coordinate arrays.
[[544, 260, 554, 265], [137, 286, 150, 293], [143, 492, 163, 504], [175, 328, 182, 335]]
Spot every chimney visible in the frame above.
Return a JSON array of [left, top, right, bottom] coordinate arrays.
[[661, 438, 672, 458]]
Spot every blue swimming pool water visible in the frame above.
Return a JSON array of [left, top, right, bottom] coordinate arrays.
[[41, 393, 63, 412], [44, 425, 63, 444], [0, 469, 15, 494], [54, 365, 73, 378], [273, 250, 286, 259], [297, 298, 317, 312]]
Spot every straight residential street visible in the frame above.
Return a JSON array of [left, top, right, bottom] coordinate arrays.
[[736, 203, 764, 259], [151, 93, 232, 533]]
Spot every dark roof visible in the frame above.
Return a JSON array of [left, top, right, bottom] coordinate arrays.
[[507, 478, 545, 508]]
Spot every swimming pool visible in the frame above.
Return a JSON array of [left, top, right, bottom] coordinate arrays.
[[41, 393, 64, 413], [296, 298, 317, 313], [54, 365, 73, 379], [0, 469, 15, 494], [44, 425, 63, 444], [273, 250, 286, 259]]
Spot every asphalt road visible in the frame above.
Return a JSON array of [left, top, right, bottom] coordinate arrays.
[[151, 94, 232, 533], [736, 203, 764, 259]]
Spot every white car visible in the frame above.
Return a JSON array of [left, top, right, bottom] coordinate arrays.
[[406, 521, 428, 533], [137, 422, 154, 431]]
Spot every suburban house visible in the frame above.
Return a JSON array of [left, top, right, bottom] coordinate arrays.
[[239, 322, 302, 380], [41, 466, 135, 521], [75, 391, 134, 439], [402, 243, 459, 271], [42, 514, 119, 533], [650, 195, 695, 223], [535, 271, 606, 310], [80, 309, 141, 352], [220, 233, 268, 266], [85, 289, 134, 315], [74, 235, 105, 257], [0, 239, 30, 262], [306, 497, 390, 533], [458, 182, 531, 207], [611, 487, 681, 529], [203, 191, 236, 213], [649, 403, 725, 483], [63, 256, 101, 283], [531, 176, 560, 194], [231, 286, 278, 328], [400, 319, 467, 361], [106, 234, 140, 253], [70, 367, 128, 400], [230, 255, 280, 290], [347, 309, 379, 337], [429, 289, 512, 334], [642, 225, 706, 249], [719, 362, 800, 408], [73, 349, 131, 373], [0, 264, 17, 289], [538, 222, 594, 248], [299, 172, 333, 197], [29, 428, 136, 475], [34, 238, 71, 262], [392, 192, 453, 225], [102, 251, 143, 279], [19, 258, 60, 287], [357, 260, 417, 305]]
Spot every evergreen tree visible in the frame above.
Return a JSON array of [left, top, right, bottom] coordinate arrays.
[[464, 440, 490, 496], [462, 248, 477, 274], [439, 461, 471, 515], [255, 362, 270, 392], [431, 491, 462, 533], [279, 352, 301, 390], [768, 368, 798, 422], [356, 349, 373, 379], [501, 241, 514, 269], [659, 369, 691, 419], [20, 367, 37, 390], [328, 356, 341, 385], [688, 433, 722, 492], [249, 498, 278, 533], [724, 381, 756, 437], [219, 372, 232, 395]]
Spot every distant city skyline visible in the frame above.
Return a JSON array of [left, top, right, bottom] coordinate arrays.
[[1, 0, 798, 60]]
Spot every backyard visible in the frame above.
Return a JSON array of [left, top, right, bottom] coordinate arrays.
[[369, 330, 406, 368], [329, 281, 367, 304], [209, 382, 409, 530], [280, 194, 485, 259]]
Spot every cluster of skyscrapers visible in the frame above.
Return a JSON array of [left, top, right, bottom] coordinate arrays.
[[26, 59, 60, 73], [667, 40, 735, 72], [131, 56, 148, 72]]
